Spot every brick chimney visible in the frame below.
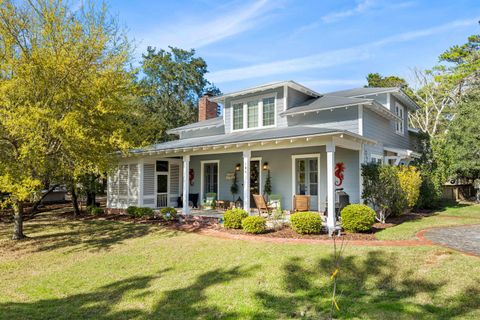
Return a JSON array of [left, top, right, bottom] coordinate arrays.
[[198, 94, 218, 121]]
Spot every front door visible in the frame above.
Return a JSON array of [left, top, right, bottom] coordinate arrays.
[[295, 157, 319, 210], [156, 160, 169, 208], [203, 162, 219, 200], [250, 160, 261, 205]]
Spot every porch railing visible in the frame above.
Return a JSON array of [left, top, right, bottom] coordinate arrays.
[[156, 194, 168, 208]]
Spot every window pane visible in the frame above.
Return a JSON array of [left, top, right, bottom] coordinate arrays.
[[247, 101, 258, 128], [309, 159, 317, 171], [262, 97, 275, 126], [156, 161, 169, 172], [157, 175, 168, 193], [310, 183, 318, 195], [233, 103, 243, 130], [309, 172, 318, 183]]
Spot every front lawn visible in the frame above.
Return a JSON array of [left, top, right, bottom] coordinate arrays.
[[376, 203, 480, 240], [0, 212, 479, 319]]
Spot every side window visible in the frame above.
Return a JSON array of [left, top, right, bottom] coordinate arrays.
[[370, 154, 383, 164], [395, 103, 405, 135]]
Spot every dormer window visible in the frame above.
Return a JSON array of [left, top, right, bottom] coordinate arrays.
[[231, 94, 276, 131], [395, 102, 405, 135]]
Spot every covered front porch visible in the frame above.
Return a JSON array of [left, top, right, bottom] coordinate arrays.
[[112, 130, 375, 233]]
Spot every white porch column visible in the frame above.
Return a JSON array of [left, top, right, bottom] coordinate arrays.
[[359, 144, 365, 203], [326, 143, 336, 234], [243, 150, 251, 213], [182, 155, 190, 215]]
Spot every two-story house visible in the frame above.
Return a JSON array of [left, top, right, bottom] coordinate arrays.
[[107, 81, 420, 232]]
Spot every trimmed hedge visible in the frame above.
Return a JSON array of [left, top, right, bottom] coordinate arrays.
[[242, 216, 266, 234], [290, 212, 322, 234], [341, 204, 376, 233], [160, 207, 177, 221], [223, 208, 248, 229], [126, 206, 154, 218]]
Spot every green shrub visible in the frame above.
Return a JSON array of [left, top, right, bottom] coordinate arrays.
[[136, 207, 154, 217], [242, 216, 266, 234], [160, 207, 177, 221], [223, 208, 248, 229], [86, 205, 103, 216], [341, 204, 376, 233], [290, 212, 322, 234], [126, 206, 138, 217], [398, 166, 422, 208]]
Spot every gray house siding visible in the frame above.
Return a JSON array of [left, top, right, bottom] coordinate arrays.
[[363, 107, 409, 150], [223, 87, 285, 133], [287, 87, 311, 109], [286, 106, 359, 134]]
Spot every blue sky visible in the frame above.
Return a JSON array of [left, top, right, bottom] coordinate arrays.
[[99, 0, 479, 93]]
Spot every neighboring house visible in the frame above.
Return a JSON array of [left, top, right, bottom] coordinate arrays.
[[107, 81, 421, 232]]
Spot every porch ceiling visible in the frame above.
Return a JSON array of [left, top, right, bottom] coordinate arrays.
[[127, 126, 376, 158]]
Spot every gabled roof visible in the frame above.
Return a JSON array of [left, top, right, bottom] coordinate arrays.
[[167, 117, 223, 134], [131, 125, 376, 155], [211, 80, 321, 102], [280, 95, 372, 116]]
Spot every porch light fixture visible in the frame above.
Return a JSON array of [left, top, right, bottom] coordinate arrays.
[[263, 162, 269, 170], [235, 163, 241, 171]]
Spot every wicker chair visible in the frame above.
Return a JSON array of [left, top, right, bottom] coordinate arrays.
[[293, 195, 311, 212]]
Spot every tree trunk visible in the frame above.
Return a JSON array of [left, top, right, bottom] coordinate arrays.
[[86, 192, 96, 207], [12, 201, 25, 240], [71, 186, 80, 218]]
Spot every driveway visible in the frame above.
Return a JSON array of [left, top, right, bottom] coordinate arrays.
[[423, 225, 480, 256]]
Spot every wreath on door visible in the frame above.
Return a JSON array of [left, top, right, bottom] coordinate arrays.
[[189, 168, 195, 186]]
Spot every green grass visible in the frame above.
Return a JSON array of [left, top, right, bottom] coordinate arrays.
[[376, 203, 480, 240], [0, 213, 479, 319]]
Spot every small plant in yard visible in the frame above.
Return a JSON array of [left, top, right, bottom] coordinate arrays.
[[223, 208, 248, 229], [126, 206, 138, 217], [86, 205, 103, 216], [160, 207, 177, 221], [290, 211, 322, 234], [242, 216, 266, 234], [341, 204, 376, 233]]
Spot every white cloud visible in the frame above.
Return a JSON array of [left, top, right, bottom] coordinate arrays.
[[208, 17, 479, 84], [143, 0, 277, 50], [321, 0, 415, 23]]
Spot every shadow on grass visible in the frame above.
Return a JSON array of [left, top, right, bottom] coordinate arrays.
[[0, 216, 180, 253], [254, 251, 480, 319], [0, 265, 257, 320]]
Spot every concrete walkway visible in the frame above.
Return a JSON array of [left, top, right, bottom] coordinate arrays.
[[422, 225, 480, 256]]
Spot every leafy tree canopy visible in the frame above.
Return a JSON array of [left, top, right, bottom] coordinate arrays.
[[365, 73, 408, 88], [136, 47, 221, 144]]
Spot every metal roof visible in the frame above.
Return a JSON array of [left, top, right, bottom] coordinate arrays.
[[131, 126, 374, 155], [167, 117, 223, 134], [325, 87, 400, 97], [280, 95, 372, 116]]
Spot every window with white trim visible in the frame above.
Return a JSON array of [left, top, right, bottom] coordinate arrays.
[[371, 154, 383, 164], [395, 102, 405, 135], [262, 97, 275, 126], [233, 103, 243, 130], [231, 95, 276, 131]]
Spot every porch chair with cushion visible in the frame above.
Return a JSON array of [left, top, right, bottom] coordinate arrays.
[[268, 194, 282, 212], [253, 194, 275, 216], [293, 195, 311, 212], [202, 193, 217, 210]]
